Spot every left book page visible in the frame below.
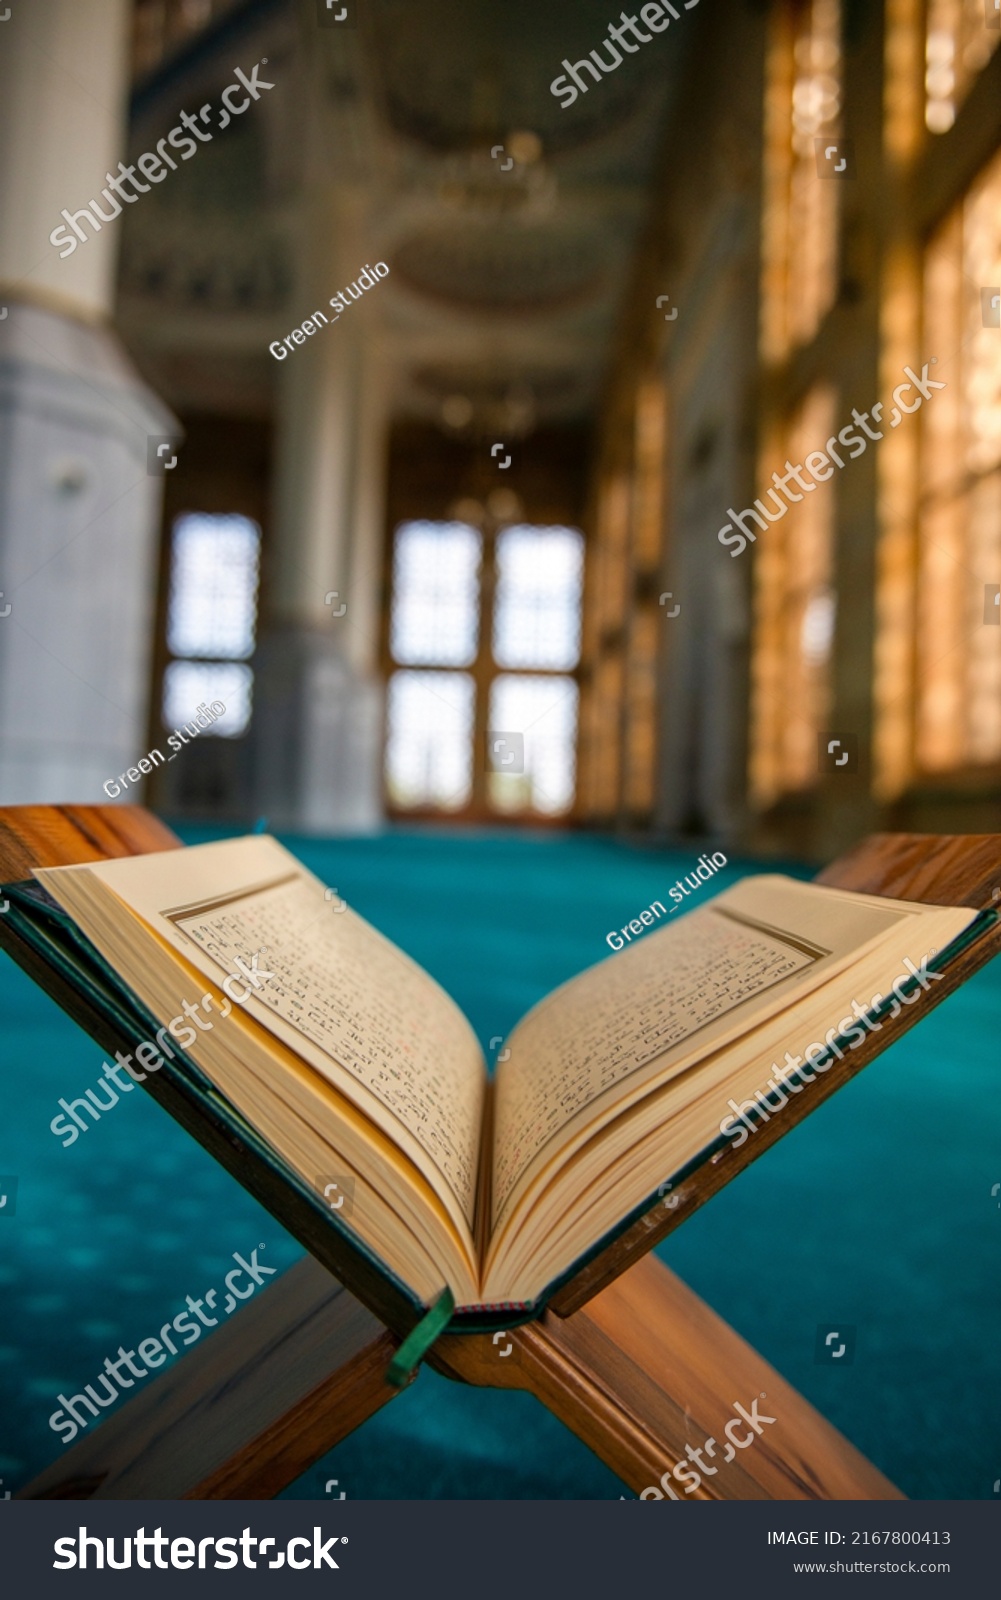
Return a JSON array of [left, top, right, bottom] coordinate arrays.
[[36, 836, 487, 1247]]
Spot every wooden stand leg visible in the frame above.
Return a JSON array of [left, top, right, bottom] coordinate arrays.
[[19, 1259, 401, 1501], [433, 1254, 902, 1501], [21, 1251, 902, 1501]]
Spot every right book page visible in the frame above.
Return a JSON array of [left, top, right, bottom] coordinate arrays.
[[485, 875, 977, 1301]]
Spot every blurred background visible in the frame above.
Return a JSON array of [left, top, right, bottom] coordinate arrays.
[[1, 0, 999, 854], [1, 0, 1000, 1503]]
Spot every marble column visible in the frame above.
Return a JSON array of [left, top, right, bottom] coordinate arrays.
[[252, 191, 389, 835], [0, 0, 175, 803]]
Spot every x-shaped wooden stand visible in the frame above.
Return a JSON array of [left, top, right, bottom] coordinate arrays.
[[3, 808, 997, 1500]]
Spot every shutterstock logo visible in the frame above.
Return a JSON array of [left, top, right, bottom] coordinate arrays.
[[53, 1526, 347, 1570]]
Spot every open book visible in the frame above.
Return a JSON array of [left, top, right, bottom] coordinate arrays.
[[32, 835, 981, 1315]]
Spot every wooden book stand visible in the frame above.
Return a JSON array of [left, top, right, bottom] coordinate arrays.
[[2, 807, 998, 1501]]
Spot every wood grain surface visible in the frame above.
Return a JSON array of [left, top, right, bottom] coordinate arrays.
[[433, 1252, 902, 1499], [19, 1258, 400, 1500]]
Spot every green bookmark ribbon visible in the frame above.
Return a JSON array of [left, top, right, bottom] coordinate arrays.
[[386, 1287, 455, 1388]]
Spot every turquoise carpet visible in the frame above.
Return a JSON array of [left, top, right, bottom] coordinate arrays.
[[1, 827, 999, 1499]]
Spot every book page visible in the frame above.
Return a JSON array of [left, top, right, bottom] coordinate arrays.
[[171, 877, 483, 1219], [483, 893, 978, 1305], [38, 837, 486, 1231], [491, 874, 917, 1227], [492, 907, 813, 1217]]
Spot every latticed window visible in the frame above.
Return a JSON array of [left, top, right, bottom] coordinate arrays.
[[384, 520, 584, 816], [925, 0, 1001, 134], [162, 513, 260, 738], [914, 147, 1001, 771], [761, 0, 844, 363], [750, 386, 838, 805]]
